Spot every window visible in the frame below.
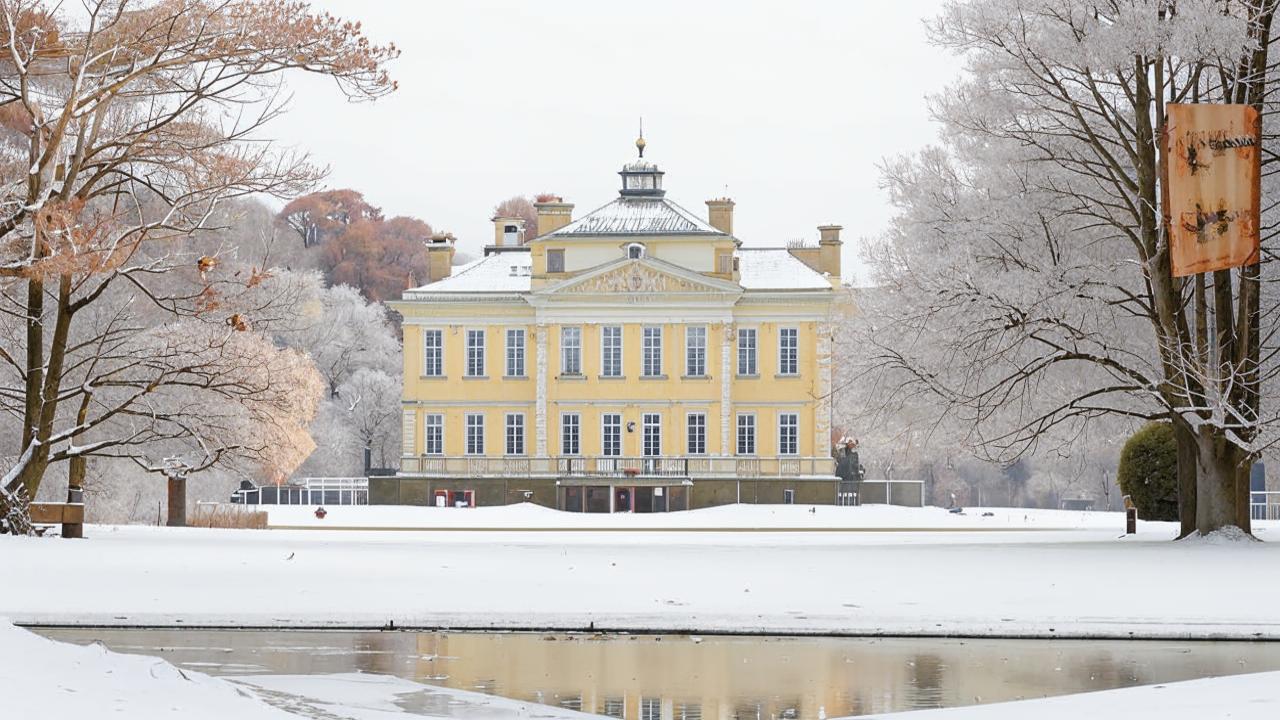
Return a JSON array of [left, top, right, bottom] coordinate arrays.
[[627, 243, 645, 259], [685, 326, 706, 376], [602, 413, 622, 456], [505, 413, 525, 455], [466, 330, 485, 377], [547, 248, 565, 273], [643, 413, 662, 456], [465, 413, 484, 455], [737, 328, 757, 376], [641, 698, 662, 720], [642, 326, 663, 377], [505, 328, 525, 377], [779, 413, 799, 455], [422, 329, 443, 377], [736, 413, 756, 455], [601, 326, 623, 377], [784, 489, 795, 505], [561, 327, 582, 375], [779, 327, 799, 375], [423, 414, 444, 455], [561, 413, 580, 455], [716, 251, 734, 275], [687, 413, 706, 455]]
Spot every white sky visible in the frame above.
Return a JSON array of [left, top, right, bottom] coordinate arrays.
[[268, 1, 958, 283]]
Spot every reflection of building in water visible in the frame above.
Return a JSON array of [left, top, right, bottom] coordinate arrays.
[[411, 633, 1163, 719]]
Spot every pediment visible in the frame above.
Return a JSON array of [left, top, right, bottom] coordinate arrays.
[[541, 258, 741, 297]]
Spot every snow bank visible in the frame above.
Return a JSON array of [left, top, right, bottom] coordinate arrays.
[[3, 516, 1279, 638], [0, 619, 296, 720], [264, 502, 1170, 532], [849, 670, 1280, 719]]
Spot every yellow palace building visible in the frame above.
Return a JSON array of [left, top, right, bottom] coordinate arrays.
[[385, 138, 846, 512]]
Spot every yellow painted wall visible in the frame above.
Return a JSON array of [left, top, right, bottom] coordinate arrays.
[[402, 310, 824, 460]]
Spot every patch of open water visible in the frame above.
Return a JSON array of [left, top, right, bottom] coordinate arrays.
[[34, 628, 1280, 719]]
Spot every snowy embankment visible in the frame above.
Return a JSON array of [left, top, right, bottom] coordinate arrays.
[[3, 505, 1278, 639], [0, 620, 604, 719], [851, 670, 1280, 720], [263, 502, 1133, 530]]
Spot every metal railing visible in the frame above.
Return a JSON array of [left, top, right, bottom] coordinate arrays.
[[231, 477, 368, 506], [400, 454, 835, 478], [1251, 491, 1280, 521]]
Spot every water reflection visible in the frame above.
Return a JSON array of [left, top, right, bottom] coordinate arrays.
[[35, 628, 1280, 719]]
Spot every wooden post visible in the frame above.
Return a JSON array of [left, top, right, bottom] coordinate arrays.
[[63, 485, 84, 539], [167, 475, 186, 527]]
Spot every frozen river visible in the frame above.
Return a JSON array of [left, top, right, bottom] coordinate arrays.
[[33, 628, 1280, 719]]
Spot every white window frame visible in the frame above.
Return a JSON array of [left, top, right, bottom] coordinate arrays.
[[686, 412, 707, 455], [736, 413, 757, 456], [561, 412, 581, 455], [561, 327, 582, 376], [642, 326, 663, 377], [466, 329, 486, 377], [784, 489, 795, 505], [505, 328, 526, 378], [423, 413, 444, 455], [778, 412, 799, 456], [465, 413, 485, 455], [422, 329, 443, 377], [685, 325, 706, 377], [778, 327, 799, 376], [505, 412, 525, 456], [546, 248, 565, 273], [601, 326, 623, 378], [601, 413, 622, 456], [737, 327, 758, 376], [642, 413, 662, 456]]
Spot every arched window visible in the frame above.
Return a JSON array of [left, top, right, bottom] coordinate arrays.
[[627, 243, 645, 260]]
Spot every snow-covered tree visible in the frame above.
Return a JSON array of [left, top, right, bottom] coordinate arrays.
[[336, 367, 402, 471], [0, 0, 397, 528], [860, 0, 1280, 535], [285, 284, 400, 397]]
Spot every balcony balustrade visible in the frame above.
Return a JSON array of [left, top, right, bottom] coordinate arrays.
[[400, 455, 834, 478]]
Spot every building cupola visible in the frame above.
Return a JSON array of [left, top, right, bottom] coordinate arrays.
[[619, 128, 665, 198]]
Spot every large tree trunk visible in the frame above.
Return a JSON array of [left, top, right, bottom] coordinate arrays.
[[1174, 420, 1198, 538], [1194, 430, 1252, 536]]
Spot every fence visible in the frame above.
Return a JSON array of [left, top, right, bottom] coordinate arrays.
[[1251, 491, 1280, 521], [230, 477, 368, 506]]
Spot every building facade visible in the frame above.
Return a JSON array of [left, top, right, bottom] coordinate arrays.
[[385, 139, 845, 511]]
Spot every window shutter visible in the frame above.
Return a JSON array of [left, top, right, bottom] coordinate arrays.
[[402, 410, 416, 455]]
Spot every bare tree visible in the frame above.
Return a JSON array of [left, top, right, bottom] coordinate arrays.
[[0, 0, 397, 526], [859, 0, 1279, 535]]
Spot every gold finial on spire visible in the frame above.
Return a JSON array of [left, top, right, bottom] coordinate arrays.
[[636, 117, 646, 158]]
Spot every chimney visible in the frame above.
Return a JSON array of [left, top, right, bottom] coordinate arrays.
[[533, 196, 574, 237], [817, 224, 843, 280], [492, 216, 525, 247], [425, 231, 456, 283], [706, 198, 735, 235]]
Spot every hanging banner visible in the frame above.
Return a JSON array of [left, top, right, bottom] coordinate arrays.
[[1165, 103, 1261, 277]]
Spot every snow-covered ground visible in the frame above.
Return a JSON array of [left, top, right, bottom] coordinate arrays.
[[851, 670, 1280, 720], [262, 502, 1144, 531], [4, 505, 1277, 639], [0, 620, 604, 719]]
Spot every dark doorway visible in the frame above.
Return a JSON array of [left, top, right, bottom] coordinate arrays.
[[634, 487, 654, 513], [614, 487, 632, 512]]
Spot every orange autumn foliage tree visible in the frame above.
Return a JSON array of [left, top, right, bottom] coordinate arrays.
[[0, 0, 397, 529]]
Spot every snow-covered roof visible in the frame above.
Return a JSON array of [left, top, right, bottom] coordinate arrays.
[[543, 197, 725, 237], [736, 248, 832, 290], [405, 253, 532, 295], [404, 247, 830, 296]]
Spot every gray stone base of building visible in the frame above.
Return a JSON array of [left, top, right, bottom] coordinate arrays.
[[371, 476, 841, 511]]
